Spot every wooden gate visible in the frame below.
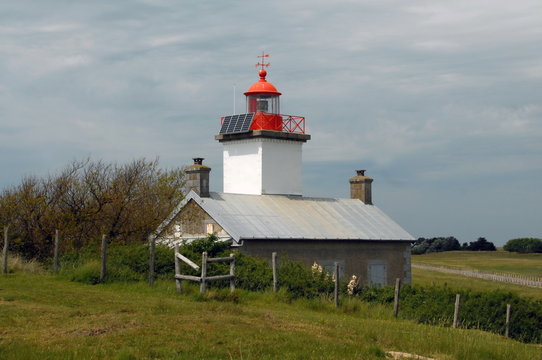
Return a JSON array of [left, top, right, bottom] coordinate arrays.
[[174, 244, 235, 295]]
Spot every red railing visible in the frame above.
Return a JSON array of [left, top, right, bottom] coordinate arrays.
[[281, 114, 305, 134], [219, 113, 306, 134]]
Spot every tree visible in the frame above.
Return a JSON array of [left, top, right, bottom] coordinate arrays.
[[503, 238, 542, 253], [0, 158, 185, 260], [411, 237, 461, 254], [462, 237, 496, 251]]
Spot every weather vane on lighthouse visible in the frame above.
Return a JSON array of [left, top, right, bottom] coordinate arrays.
[[218, 53, 305, 136], [255, 52, 270, 70]]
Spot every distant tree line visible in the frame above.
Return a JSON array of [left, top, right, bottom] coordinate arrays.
[[503, 238, 542, 253], [0, 158, 185, 260], [412, 237, 496, 255]]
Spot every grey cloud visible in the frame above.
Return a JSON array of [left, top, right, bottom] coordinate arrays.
[[1, 0, 541, 245]]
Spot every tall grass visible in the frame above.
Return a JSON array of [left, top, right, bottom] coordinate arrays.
[[2, 254, 44, 274]]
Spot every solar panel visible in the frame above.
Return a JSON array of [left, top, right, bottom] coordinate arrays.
[[219, 113, 254, 134]]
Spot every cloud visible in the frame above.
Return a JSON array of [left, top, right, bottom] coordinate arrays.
[[0, 0, 541, 244]]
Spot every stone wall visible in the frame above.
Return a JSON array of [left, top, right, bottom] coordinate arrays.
[[241, 239, 412, 286]]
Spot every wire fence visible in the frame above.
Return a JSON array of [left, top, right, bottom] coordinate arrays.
[[413, 263, 542, 288]]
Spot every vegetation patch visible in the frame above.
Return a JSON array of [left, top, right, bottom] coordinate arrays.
[[0, 272, 539, 360], [504, 238, 542, 253], [355, 284, 542, 343]]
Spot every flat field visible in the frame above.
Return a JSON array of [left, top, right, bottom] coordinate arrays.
[[1, 273, 539, 360], [412, 251, 542, 277], [412, 267, 542, 300], [412, 251, 542, 300]]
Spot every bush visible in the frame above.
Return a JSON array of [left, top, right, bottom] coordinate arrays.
[[277, 259, 335, 299], [504, 238, 542, 253], [411, 237, 461, 255], [69, 260, 102, 284], [69, 260, 142, 284], [234, 252, 273, 291], [355, 285, 542, 343], [108, 243, 174, 278], [462, 237, 496, 251]]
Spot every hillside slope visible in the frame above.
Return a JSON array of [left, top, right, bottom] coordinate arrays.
[[0, 273, 539, 360]]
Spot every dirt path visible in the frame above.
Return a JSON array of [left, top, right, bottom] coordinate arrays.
[[412, 264, 542, 288]]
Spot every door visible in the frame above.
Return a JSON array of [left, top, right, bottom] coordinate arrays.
[[368, 263, 387, 286]]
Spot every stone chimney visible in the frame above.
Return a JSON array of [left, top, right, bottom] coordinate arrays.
[[185, 158, 211, 197], [349, 169, 373, 205]]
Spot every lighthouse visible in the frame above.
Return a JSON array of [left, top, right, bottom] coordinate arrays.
[[152, 55, 415, 287], [215, 54, 310, 196]]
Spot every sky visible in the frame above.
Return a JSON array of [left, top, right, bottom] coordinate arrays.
[[1, 0, 541, 246]]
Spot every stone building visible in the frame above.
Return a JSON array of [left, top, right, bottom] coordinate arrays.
[[152, 60, 414, 285]]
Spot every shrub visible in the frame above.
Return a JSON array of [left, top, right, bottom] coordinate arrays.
[[356, 284, 542, 343], [108, 243, 174, 278], [277, 259, 335, 299], [462, 237, 496, 251], [504, 238, 542, 253], [70, 260, 102, 284], [411, 237, 461, 254], [234, 252, 272, 291], [69, 260, 142, 284]]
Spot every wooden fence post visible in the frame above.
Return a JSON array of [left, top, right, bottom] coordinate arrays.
[[100, 234, 107, 282], [149, 236, 155, 287], [174, 244, 181, 293], [53, 229, 60, 273], [453, 294, 461, 328], [272, 252, 278, 292], [2, 226, 8, 274], [200, 251, 208, 295], [505, 303, 511, 338], [334, 262, 339, 308], [393, 278, 401, 317], [229, 253, 235, 293]]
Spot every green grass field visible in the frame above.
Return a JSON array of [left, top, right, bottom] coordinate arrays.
[[1, 272, 539, 360], [412, 267, 542, 300], [412, 251, 542, 300], [412, 250, 542, 277]]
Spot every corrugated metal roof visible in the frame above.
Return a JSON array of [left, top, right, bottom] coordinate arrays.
[[177, 191, 414, 242]]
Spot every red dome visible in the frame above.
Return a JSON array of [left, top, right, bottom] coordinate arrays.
[[244, 69, 282, 96]]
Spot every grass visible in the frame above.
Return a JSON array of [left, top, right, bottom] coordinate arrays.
[[0, 272, 540, 359], [1, 254, 44, 274], [412, 250, 542, 300], [412, 250, 542, 277], [412, 267, 542, 300]]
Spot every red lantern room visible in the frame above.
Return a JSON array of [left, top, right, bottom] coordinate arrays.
[[245, 67, 283, 131], [218, 54, 306, 136]]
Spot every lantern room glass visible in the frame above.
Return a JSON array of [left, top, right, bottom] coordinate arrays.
[[246, 94, 280, 114]]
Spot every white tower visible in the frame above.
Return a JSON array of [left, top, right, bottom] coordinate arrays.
[[215, 55, 310, 195]]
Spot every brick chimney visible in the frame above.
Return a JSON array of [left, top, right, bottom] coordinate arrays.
[[349, 169, 373, 205], [185, 158, 211, 197]]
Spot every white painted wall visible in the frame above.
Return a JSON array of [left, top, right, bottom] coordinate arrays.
[[223, 138, 304, 195], [223, 139, 262, 195], [261, 139, 302, 195]]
